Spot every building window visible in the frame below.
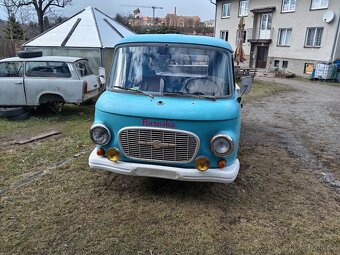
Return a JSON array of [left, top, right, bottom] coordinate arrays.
[[235, 30, 247, 44], [311, 0, 328, 10], [282, 0, 296, 12], [278, 28, 292, 46], [236, 30, 247, 44], [282, 61, 288, 68], [243, 31, 247, 43], [304, 63, 315, 74], [222, 3, 231, 18], [239, 1, 249, 17], [220, 30, 229, 41], [305, 27, 323, 47], [274, 60, 280, 67]]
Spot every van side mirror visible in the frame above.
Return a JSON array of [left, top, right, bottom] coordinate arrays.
[[240, 76, 253, 94]]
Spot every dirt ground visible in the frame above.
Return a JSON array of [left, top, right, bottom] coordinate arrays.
[[0, 80, 339, 255], [251, 77, 340, 186]]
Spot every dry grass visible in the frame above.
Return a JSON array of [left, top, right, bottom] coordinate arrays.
[[243, 80, 294, 101], [1, 84, 339, 255]]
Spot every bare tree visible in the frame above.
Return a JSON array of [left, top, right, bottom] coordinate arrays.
[[0, 0, 15, 17], [1, 0, 16, 40], [7, 0, 72, 33]]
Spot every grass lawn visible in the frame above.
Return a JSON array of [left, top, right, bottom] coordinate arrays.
[[1, 82, 339, 254]]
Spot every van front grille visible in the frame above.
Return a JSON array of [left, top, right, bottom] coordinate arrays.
[[119, 127, 199, 163]]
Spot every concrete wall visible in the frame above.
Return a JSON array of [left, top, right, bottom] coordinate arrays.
[[102, 48, 115, 78], [215, 0, 340, 75], [24, 47, 102, 75]]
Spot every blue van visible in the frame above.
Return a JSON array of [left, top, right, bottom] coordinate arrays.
[[89, 34, 252, 183]]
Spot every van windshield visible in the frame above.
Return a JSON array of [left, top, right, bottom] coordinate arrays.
[[108, 44, 232, 97]]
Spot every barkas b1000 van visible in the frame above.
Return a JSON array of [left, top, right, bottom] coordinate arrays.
[[89, 34, 252, 184]]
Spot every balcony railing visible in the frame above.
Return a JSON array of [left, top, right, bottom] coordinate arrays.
[[247, 28, 274, 43]]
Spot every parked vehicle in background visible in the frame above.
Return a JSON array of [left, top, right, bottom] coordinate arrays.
[[0, 52, 102, 110], [89, 34, 253, 184]]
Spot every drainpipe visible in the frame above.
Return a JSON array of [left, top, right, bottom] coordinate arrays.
[[331, 14, 340, 61], [209, 1, 217, 37], [100, 48, 104, 75]]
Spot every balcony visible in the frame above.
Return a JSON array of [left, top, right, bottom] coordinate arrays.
[[247, 27, 274, 44]]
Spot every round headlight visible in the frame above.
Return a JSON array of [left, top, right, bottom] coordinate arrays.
[[90, 124, 111, 146], [210, 134, 234, 157]]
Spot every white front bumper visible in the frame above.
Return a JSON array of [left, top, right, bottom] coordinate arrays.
[[88, 149, 240, 184]]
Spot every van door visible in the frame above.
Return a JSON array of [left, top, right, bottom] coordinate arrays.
[[0, 61, 26, 106]]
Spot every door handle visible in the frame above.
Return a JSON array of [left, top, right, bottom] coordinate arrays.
[[14, 82, 23, 85], [94, 84, 98, 88]]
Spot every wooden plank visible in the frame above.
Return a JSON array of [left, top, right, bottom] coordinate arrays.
[[14, 131, 61, 145]]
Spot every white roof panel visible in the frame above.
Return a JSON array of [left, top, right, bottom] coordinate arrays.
[[1, 56, 83, 62], [23, 6, 135, 48], [94, 9, 135, 47]]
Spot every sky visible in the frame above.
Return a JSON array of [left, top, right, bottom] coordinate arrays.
[[0, 0, 216, 21]]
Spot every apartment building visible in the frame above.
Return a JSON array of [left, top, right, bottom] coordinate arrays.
[[214, 0, 340, 75]]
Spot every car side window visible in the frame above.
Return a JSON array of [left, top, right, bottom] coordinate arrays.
[[0, 62, 23, 78], [25, 61, 71, 78], [74, 60, 93, 77]]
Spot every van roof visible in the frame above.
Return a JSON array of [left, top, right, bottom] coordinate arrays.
[[115, 34, 233, 52], [0, 56, 85, 63]]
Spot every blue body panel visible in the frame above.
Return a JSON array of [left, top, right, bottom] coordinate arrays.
[[96, 91, 239, 121], [95, 92, 241, 169], [116, 34, 233, 52]]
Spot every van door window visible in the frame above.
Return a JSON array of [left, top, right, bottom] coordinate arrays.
[[25, 61, 71, 78], [0, 62, 23, 77]]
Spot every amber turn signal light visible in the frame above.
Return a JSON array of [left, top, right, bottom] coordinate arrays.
[[218, 159, 226, 168], [106, 148, 120, 162], [195, 157, 210, 172], [97, 148, 105, 156]]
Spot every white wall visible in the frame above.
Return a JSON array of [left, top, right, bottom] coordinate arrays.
[[215, 0, 340, 74]]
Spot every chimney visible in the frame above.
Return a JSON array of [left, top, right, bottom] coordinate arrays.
[[174, 7, 177, 16]]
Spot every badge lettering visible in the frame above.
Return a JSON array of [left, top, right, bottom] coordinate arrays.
[[142, 119, 176, 129]]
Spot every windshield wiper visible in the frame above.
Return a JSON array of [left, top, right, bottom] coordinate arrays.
[[163, 91, 216, 101], [190, 92, 217, 101], [163, 91, 185, 96], [113, 86, 154, 98]]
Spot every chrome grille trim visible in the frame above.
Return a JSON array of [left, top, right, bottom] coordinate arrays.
[[118, 127, 200, 163]]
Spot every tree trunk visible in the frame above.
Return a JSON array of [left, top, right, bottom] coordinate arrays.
[[37, 11, 44, 33]]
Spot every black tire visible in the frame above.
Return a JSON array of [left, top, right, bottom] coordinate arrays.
[[6, 111, 31, 121], [0, 107, 27, 118], [17, 50, 43, 59]]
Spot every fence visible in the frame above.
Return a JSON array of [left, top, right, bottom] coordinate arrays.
[[0, 39, 24, 59]]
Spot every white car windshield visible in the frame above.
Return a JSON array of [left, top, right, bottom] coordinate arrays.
[[109, 44, 232, 97]]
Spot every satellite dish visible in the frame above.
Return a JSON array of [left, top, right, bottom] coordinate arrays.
[[322, 10, 334, 23]]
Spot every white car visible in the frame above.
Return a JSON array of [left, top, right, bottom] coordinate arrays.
[[0, 52, 102, 108]]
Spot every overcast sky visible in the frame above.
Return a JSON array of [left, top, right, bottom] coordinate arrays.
[[63, 0, 216, 21], [0, 0, 216, 21]]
